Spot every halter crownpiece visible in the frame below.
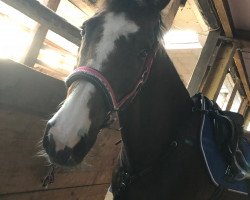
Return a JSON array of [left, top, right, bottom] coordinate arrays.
[[66, 48, 157, 111]]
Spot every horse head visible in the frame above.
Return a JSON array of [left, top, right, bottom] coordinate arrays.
[[42, 0, 171, 167]]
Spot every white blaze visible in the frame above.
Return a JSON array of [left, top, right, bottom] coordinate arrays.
[[49, 81, 94, 151], [95, 12, 139, 69], [48, 12, 139, 151]]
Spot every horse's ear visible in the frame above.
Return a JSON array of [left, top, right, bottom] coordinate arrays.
[[135, 0, 171, 11]]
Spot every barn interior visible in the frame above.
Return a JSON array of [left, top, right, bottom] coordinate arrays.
[[0, 0, 250, 199]]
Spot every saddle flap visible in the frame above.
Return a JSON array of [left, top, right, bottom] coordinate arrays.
[[194, 93, 250, 195], [201, 113, 249, 195]]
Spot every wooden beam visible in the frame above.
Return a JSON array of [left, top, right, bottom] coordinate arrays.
[[23, 0, 61, 67], [0, 59, 66, 116], [201, 42, 236, 100], [23, 26, 48, 67], [239, 97, 249, 116], [1, 184, 109, 200], [0, 106, 120, 195], [35, 60, 69, 80], [161, 0, 182, 31], [212, 0, 233, 37], [218, 35, 250, 49], [1, 0, 81, 46], [193, 0, 219, 29], [69, 0, 105, 17], [43, 38, 76, 55], [188, 30, 220, 96], [234, 50, 250, 102], [212, 0, 250, 108], [226, 79, 239, 111]]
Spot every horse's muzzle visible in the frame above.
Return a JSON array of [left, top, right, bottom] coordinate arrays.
[[43, 123, 88, 166]]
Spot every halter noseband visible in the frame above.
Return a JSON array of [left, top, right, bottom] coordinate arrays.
[[66, 48, 157, 111]]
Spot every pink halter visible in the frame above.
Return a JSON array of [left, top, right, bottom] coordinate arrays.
[[66, 49, 157, 111]]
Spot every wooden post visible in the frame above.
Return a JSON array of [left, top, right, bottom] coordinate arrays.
[[187, 30, 220, 96], [212, 0, 233, 37], [212, 0, 250, 104], [239, 97, 249, 116], [225, 79, 239, 111], [193, 0, 219, 29], [1, 0, 81, 46], [23, 26, 48, 67], [23, 0, 61, 67], [201, 42, 236, 100], [234, 51, 250, 102]]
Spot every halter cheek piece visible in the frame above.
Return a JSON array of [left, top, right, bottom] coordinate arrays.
[[66, 47, 157, 111]]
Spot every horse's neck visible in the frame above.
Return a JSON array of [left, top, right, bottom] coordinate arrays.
[[118, 46, 194, 172]]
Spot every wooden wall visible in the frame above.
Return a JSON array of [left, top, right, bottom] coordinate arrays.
[[0, 60, 121, 200]]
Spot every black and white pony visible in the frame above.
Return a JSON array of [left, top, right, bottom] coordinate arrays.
[[43, 0, 250, 199]]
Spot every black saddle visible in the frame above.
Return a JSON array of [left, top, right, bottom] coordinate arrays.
[[193, 93, 250, 181]]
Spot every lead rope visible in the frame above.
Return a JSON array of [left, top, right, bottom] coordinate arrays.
[[42, 165, 55, 188]]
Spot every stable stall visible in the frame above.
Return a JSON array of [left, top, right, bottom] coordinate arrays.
[[0, 60, 120, 199]]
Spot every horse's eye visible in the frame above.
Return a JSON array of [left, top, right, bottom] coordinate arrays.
[[138, 49, 150, 59]]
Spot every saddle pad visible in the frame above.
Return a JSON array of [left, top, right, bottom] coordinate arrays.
[[200, 114, 249, 195]]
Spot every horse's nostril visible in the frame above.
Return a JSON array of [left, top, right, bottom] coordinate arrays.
[[43, 122, 55, 147], [56, 147, 72, 164]]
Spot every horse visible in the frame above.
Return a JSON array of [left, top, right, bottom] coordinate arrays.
[[42, 0, 249, 199]]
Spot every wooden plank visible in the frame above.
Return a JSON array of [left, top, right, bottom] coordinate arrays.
[[201, 42, 236, 100], [0, 60, 66, 116], [44, 38, 76, 55], [161, 0, 182, 31], [0, 108, 120, 194], [1, 0, 81, 46], [69, 0, 104, 17], [234, 51, 250, 102], [23, 0, 61, 67], [218, 35, 250, 50], [187, 30, 220, 96], [0, 59, 121, 194], [212, 0, 250, 107], [1, 184, 108, 200], [226, 79, 239, 111], [197, 41, 224, 95], [193, 0, 219, 29], [239, 97, 249, 116], [34, 62, 69, 80], [212, 0, 233, 37], [216, 41, 250, 103], [23, 26, 49, 67]]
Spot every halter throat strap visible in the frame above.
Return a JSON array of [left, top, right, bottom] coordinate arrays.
[[66, 49, 157, 111]]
